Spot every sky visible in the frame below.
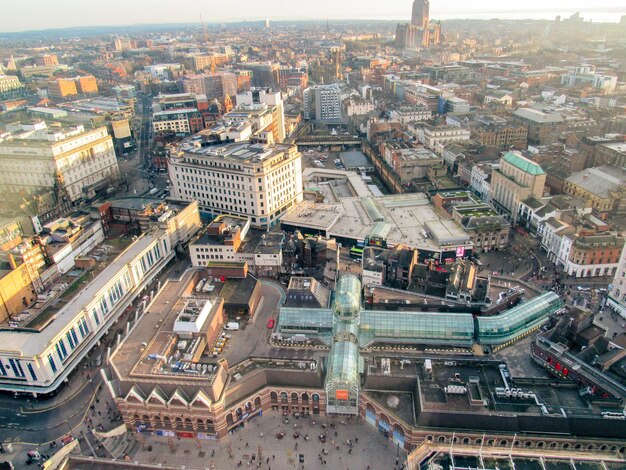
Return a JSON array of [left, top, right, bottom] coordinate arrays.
[[1, 0, 624, 32]]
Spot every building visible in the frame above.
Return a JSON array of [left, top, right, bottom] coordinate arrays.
[[281, 193, 472, 263], [0, 73, 27, 101], [0, 121, 119, 203], [380, 142, 441, 184], [395, 0, 442, 48], [152, 108, 204, 136], [511, 108, 566, 146], [235, 88, 285, 143], [564, 233, 624, 279], [35, 54, 59, 66], [389, 105, 432, 124], [152, 93, 199, 112], [243, 63, 280, 89], [189, 215, 285, 278], [303, 84, 343, 123], [594, 141, 626, 168], [0, 220, 46, 324], [361, 246, 418, 289], [343, 97, 375, 117], [490, 151, 546, 224], [561, 65, 617, 93], [471, 115, 528, 150], [47, 76, 98, 100], [278, 67, 308, 89], [563, 166, 626, 216], [168, 142, 303, 229], [408, 123, 471, 154], [0, 206, 201, 395], [607, 244, 626, 318]]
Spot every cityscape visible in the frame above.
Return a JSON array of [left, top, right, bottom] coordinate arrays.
[[0, 1, 625, 469]]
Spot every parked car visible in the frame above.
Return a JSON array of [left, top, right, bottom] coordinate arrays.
[[267, 318, 275, 329]]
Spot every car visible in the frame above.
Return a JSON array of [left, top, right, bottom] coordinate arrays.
[[577, 286, 590, 292], [267, 318, 275, 329]]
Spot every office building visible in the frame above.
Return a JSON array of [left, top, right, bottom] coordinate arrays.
[[490, 151, 546, 224], [243, 63, 280, 90], [303, 84, 343, 123], [168, 141, 303, 229], [0, 121, 119, 203], [561, 65, 617, 93]]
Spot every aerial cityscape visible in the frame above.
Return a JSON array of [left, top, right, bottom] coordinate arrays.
[[0, 1, 625, 469]]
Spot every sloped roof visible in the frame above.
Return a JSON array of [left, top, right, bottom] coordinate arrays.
[[503, 152, 545, 176]]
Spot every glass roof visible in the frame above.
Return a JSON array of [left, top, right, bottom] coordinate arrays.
[[334, 275, 361, 318], [476, 292, 562, 344], [277, 308, 333, 330], [359, 310, 475, 346], [326, 341, 360, 385]]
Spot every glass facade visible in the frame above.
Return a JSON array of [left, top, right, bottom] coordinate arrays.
[[476, 292, 562, 345], [360, 311, 475, 347], [277, 308, 333, 335], [334, 275, 361, 318]]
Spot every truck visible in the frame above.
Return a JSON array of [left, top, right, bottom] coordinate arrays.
[[195, 279, 206, 293], [149, 187, 159, 195], [224, 322, 240, 331]]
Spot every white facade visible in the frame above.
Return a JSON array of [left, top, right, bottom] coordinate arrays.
[[409, 123, 471, 155], [152, 108, 200, 135], [303, 84, 342, 122], [608, 244, 626, 318], [168, 142, 303, 229], [561, 66, 617, 93], [0, 124, 119, 202], [344, 98, 375, 117], [389, 106, 432, 124], [0, 231, 174, 394]]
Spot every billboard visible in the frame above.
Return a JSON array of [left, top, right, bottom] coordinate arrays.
[[456, 246, 465, 258], [335, 390, 349, 400]]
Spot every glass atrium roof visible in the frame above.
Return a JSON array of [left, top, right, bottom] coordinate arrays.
[[476, 292, 562, 345], [359, 310, 475, 347], [326, 341, 360, 385], [334, 275, 362, 317]]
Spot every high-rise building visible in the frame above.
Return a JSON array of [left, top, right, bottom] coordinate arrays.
[[168, 142, 302, 229], [303, 84, 343, 123], [412, 0, 429, 27], [396, 0, 441, 48], [0, 122, 119, 203], [608, 243, 626, 318]]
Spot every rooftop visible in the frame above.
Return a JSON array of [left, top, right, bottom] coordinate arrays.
[[503, 151, 545, 175]]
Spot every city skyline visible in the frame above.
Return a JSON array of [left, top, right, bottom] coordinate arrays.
[[1, 1, 624, 32]]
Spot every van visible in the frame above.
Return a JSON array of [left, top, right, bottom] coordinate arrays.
[[224, 322, 240, 331]]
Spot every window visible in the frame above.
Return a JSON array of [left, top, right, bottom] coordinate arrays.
[[27, 363, 38, 382], [48, 354, 57, 373], [66, 331, 75, 350], [70, 327, 79, 346], [0, 362, 6, 376], [8, 359, 25, 378], [56, 339, 68, 361]]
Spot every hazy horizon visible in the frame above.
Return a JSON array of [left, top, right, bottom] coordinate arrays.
[[1, 1, 624, 33]]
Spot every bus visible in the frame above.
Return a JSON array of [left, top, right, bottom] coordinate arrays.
[[349, 247, 364, 260]]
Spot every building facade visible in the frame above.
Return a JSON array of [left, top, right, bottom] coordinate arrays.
[[490, 151, 546, 224], [303, 84, 342, 123], [607, 243, 626, 318], [169, 142, 303, 229], [0, 122, 120, 203]]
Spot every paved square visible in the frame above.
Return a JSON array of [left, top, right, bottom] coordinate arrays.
[[130, 412, 405, 470]]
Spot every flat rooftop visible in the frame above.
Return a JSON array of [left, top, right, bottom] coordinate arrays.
[[282, 193, 470, 252], [110, 270, 223, 385], [0, 233, 157, 357]]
